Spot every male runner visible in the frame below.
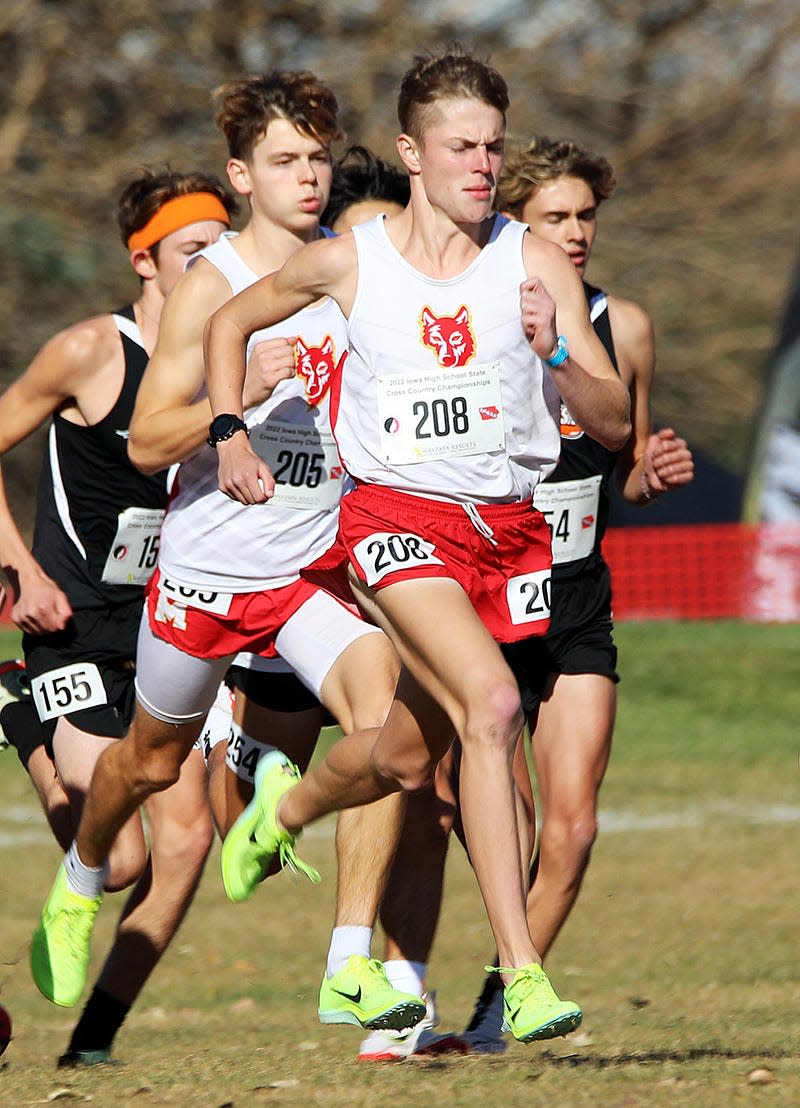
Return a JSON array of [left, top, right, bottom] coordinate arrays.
[[0, 169, 235, 1062], [203, 50, 631, 1043], [361, 134, 695, 1059], [32, 71, 421, 1038], [320, 146, 466, 1047]]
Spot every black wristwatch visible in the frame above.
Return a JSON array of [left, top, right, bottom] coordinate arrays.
[[207, 413, 249, 448]]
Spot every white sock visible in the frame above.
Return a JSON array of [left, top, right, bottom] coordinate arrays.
[[63, 842, 107, 899], [326, 925, 373, 978], [383, 959, 426, 998]]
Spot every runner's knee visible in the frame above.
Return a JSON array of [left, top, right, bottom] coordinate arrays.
[[128, 744, 186, 794], [105, 862, 145, 894], [371, 746, 436, 793], [460, 676, 523, 751], [152, 808, 214, 872], [541, 808, 598, 875], [105, 840, 148, 893]]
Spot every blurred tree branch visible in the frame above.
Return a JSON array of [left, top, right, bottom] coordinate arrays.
[[0, 0, 798, 527]]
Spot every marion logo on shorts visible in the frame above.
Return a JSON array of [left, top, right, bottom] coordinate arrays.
[[154, 588, 188, 631], [295, 335, 347, 406], [419, 305, 476, 368], [559, 400, 584, 440]]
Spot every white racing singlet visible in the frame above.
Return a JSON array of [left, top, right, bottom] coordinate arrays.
[[157, 233, 349, 592], [332, 215, 561, 503]]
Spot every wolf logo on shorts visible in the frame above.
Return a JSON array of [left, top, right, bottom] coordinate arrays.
[[295, 334, 345, 406], [419, 305, 476, 367]]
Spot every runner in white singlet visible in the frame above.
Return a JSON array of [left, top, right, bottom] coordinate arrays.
[[32, 72, 423, 1040], [205, 50, 631, 1046], [365, 135, 695, 1059]]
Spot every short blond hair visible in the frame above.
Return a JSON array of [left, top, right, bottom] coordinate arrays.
[[398, 48, 508, 143], [498, 136, 615, 218]]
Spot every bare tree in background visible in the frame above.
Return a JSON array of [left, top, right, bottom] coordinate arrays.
[[1, 0, 798, 528]]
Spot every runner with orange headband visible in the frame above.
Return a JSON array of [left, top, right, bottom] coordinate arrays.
[[0, 168, 235, 1065], [126, 192, 233, 252]]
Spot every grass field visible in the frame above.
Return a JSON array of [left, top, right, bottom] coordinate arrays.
[[1, 621, 799, 1106]]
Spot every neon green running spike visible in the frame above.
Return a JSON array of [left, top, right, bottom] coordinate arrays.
[[486, 963, 583, 1043], [30, 865, 103, 1007], [218, 783, 274, 903], [319, 956, 428, 1031], [221, 750, 320, 903]]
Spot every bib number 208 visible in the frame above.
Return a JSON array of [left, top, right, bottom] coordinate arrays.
[[414, 396, 469, 440], [354, 531, 445, 587]]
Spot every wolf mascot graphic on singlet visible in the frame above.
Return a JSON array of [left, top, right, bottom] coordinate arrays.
[[419, 305, 476, 368], [295, 335, 345, 406]]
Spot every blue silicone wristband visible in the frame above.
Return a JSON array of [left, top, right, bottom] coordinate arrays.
[[544, 335, 569, 368]]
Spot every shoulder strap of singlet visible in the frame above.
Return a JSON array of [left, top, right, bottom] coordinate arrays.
[[107, 304, 149, 423], [112, 304, 144, 349], [584, 281, 618, 373], [487, 212, 511, 243], [187, 231, 255, 295]]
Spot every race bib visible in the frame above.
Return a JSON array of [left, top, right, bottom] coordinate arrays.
[[101, 507, 164, 585], [250, 420, 343, 510], [377, 361, 505, 465], [353, 531, 445, 587], [31, 662, 107, 722], [533, 476, 602, 566], [157, 574, 233, 615], [506, 568, 552, 626], [225, 724, 267, 783]]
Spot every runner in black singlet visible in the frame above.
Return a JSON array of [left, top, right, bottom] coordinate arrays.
[[0, 169, 234, 1065]]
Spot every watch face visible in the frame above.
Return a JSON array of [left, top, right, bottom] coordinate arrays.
[[209, 414, 246, 444], [212, 415, 237, 436]]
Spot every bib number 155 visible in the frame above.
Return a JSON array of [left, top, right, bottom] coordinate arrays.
[[31, 662, 108, 722]]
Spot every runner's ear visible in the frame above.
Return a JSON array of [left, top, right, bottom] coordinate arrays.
[[130, 248, 157, 281], [396, 133, 421, 175]]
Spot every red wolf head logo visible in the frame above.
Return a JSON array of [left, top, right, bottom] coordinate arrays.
[[295, 335, 344, 406], [420, 305, 476, 368]]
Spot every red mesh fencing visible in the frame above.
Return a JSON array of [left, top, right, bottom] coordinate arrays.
[[604, 522, 800, 622], [2, 524, 799, 627]]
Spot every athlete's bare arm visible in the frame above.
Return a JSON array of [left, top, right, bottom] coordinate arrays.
[[204, 234, 357, 505], [609, 294, 693, 503], [522, 234, 631, 452], [128, 261, 232, 475], [0, 316, 122, 632], [130, 258, 310, 476]]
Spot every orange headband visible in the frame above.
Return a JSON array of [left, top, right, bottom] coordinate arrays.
[[127, 193, 231, 251]]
